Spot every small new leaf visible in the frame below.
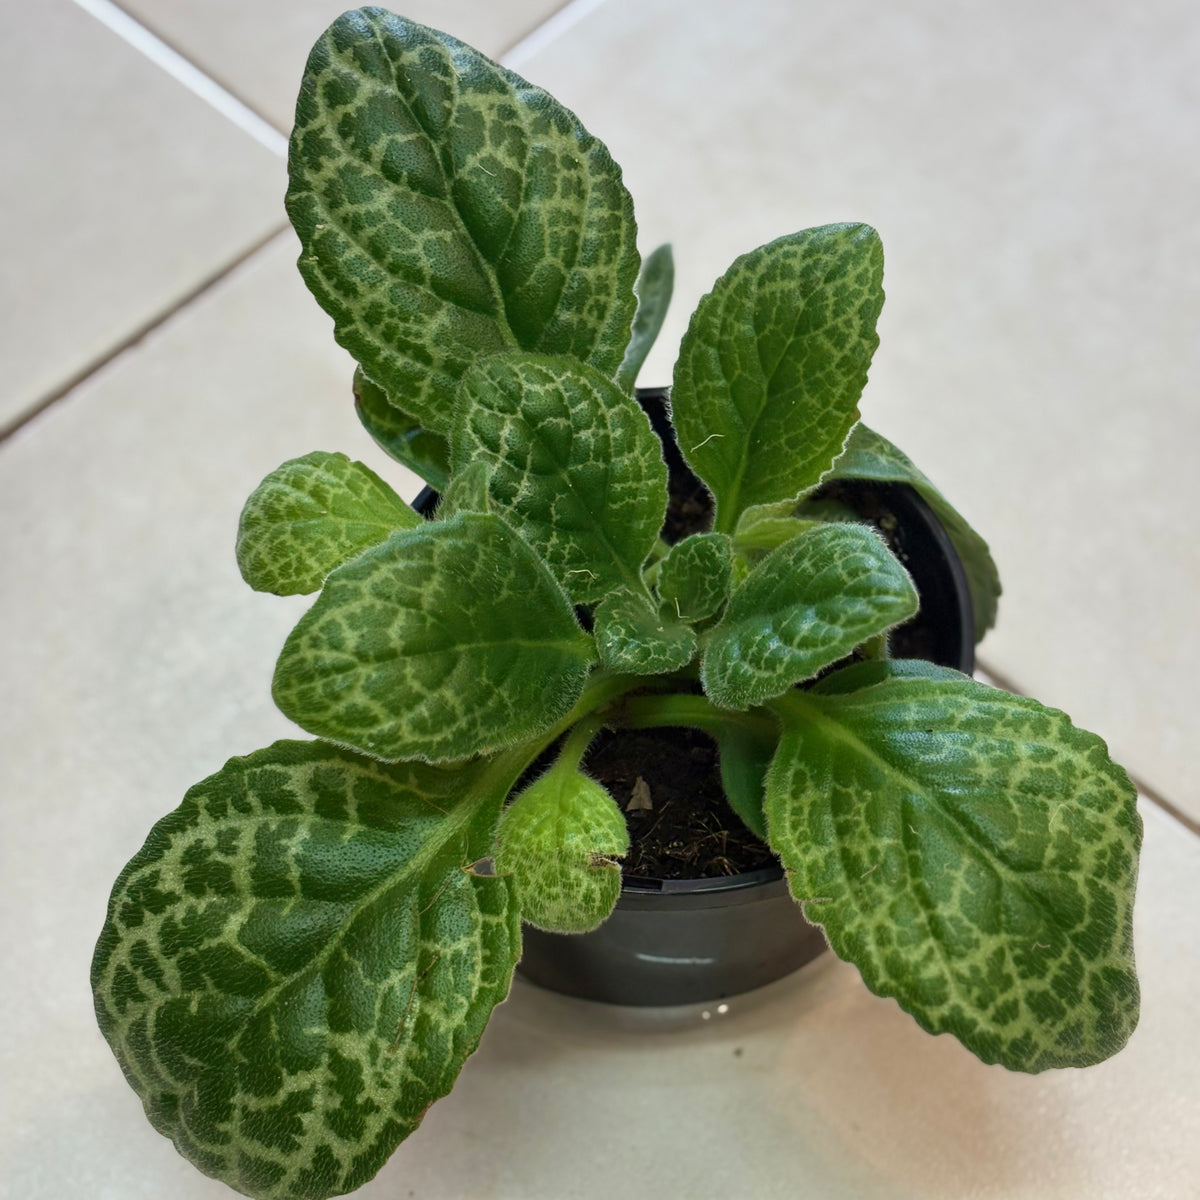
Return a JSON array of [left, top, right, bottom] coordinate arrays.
[[453, 353, 668, 602], [657, 532, 732, 622], [288, 10, 638, 434], [494, 768, 629, 933], [273, 513, 594, 762], [616, 243, 674, 392], [236, 451, 420, 595], [354, 368, 450, 490], [594, 588, 698, 674], [437, 460, 492, 518], [766, 676, 1140, 1071], [672, 224, 885, 532], [91, 741, 521, 1200], [702, 523, 918, 709], [825, 423, 1001, 640]]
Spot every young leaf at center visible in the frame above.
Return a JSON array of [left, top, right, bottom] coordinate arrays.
[[452, 353, 668, 603], [702, 522, 918, 709], [594, 587, 697, 674]]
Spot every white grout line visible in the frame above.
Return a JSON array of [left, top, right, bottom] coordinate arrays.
[[70, 0, 288, 158], [500, 0, 609, 69]]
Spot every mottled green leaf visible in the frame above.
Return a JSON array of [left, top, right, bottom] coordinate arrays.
[[656, 532, 732, 622], [594, 587, 697, 674], [452, 353, 668, 602], [616, 243, 674, 392], [353, 368, 450, 490], [91, 741, 520, 1200], [494, 767, 628, 933], [702, 523, 918, 709], [825, 423, 1001, 641], [766, 678, 1140, 1071], [672, 224, 884, 532], [236, 451, 419, 596], [288, 10, 639, 435], [437, 460, 491, 518], [273, 512, 594, 762]]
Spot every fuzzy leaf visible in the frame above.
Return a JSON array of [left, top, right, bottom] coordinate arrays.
[[288, 9, 639, 435], [236, 452, 420, 595], [826, 423, 1001, 640], [616, 243, 674, 392], [672, 224, 884, 532], [766, 677, 1140, 1071], [593, 587, 697, 674], [657, 532, 732, 622], [702, 523, 917, 709], [452, 353, 668, 602], [273, 513, 594, 762], [353, 368, 450, 490], [494, 769, 629, 933], [437, 460, 491, 518], [91, 741, 521, 1200]]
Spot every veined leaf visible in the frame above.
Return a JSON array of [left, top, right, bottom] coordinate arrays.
[[236, 451, 420, 595], [273, 512, 594, 762], [494, 768, 629, 933], [702, 523, 917, 709], [288, 9, 639, 435], [91, 741, 521, 1200], [672, 225, 884, 532], [452, 353, 668, 603], [437, 460, 492, 518], [766, 677, 1140, 1071], [825, 423, 1001, 641], [616, 243, 674, 392], [656, 532, 732, 622], [594, 587, 697, 674], [354, 368, 450, 490]]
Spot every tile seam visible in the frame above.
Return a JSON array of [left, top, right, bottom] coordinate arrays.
[[978, 655, 1199, 838], [0, 224, 290, 444], [70, 0, 288, 154]]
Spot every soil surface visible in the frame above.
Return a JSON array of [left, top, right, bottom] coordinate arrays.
[[583, 726, 777, 881]]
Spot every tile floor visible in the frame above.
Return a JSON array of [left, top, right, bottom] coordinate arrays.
[[2, 1, 1197, 1196]]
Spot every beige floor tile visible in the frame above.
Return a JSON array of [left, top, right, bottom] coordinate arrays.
[[0, 0, 286, 432], [120, 0, 573, 132], [510, 0, 1200, 818]]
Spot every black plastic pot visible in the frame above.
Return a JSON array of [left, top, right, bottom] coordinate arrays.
[[411, 387, 975, 1006]]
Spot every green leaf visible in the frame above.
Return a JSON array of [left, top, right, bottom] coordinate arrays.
[[702, 523, 918, 709], [353, 368, 450, 491], [273, 512, 595, 762], [594, 587, 697, 674], [808, 656, 967, 696], [766, 679, 1140, 1071], [656, 531, 732, 622], [713, 719, 777, 841], [288, 10, 639, 436], [236, 451, 421, 595], [91, 740, 521, 1200], [824, 423, 1001, 641], [494, 767, 629, 933], [671, 224, 885, 532], [452, 353, 668, 603], [616, 243, 674, 392], [437, 460, 492, 518]]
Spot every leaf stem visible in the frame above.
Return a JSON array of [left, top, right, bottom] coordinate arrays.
[[615, 691, 777, 741]]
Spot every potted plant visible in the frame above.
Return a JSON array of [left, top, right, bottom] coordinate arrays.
[[91, 9, 1141, 1200]]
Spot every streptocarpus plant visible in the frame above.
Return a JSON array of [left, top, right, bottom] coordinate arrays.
[[92, 9, 1141, 1199]]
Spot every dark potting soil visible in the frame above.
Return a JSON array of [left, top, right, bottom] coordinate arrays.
[[583, 725, 777, 881]]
